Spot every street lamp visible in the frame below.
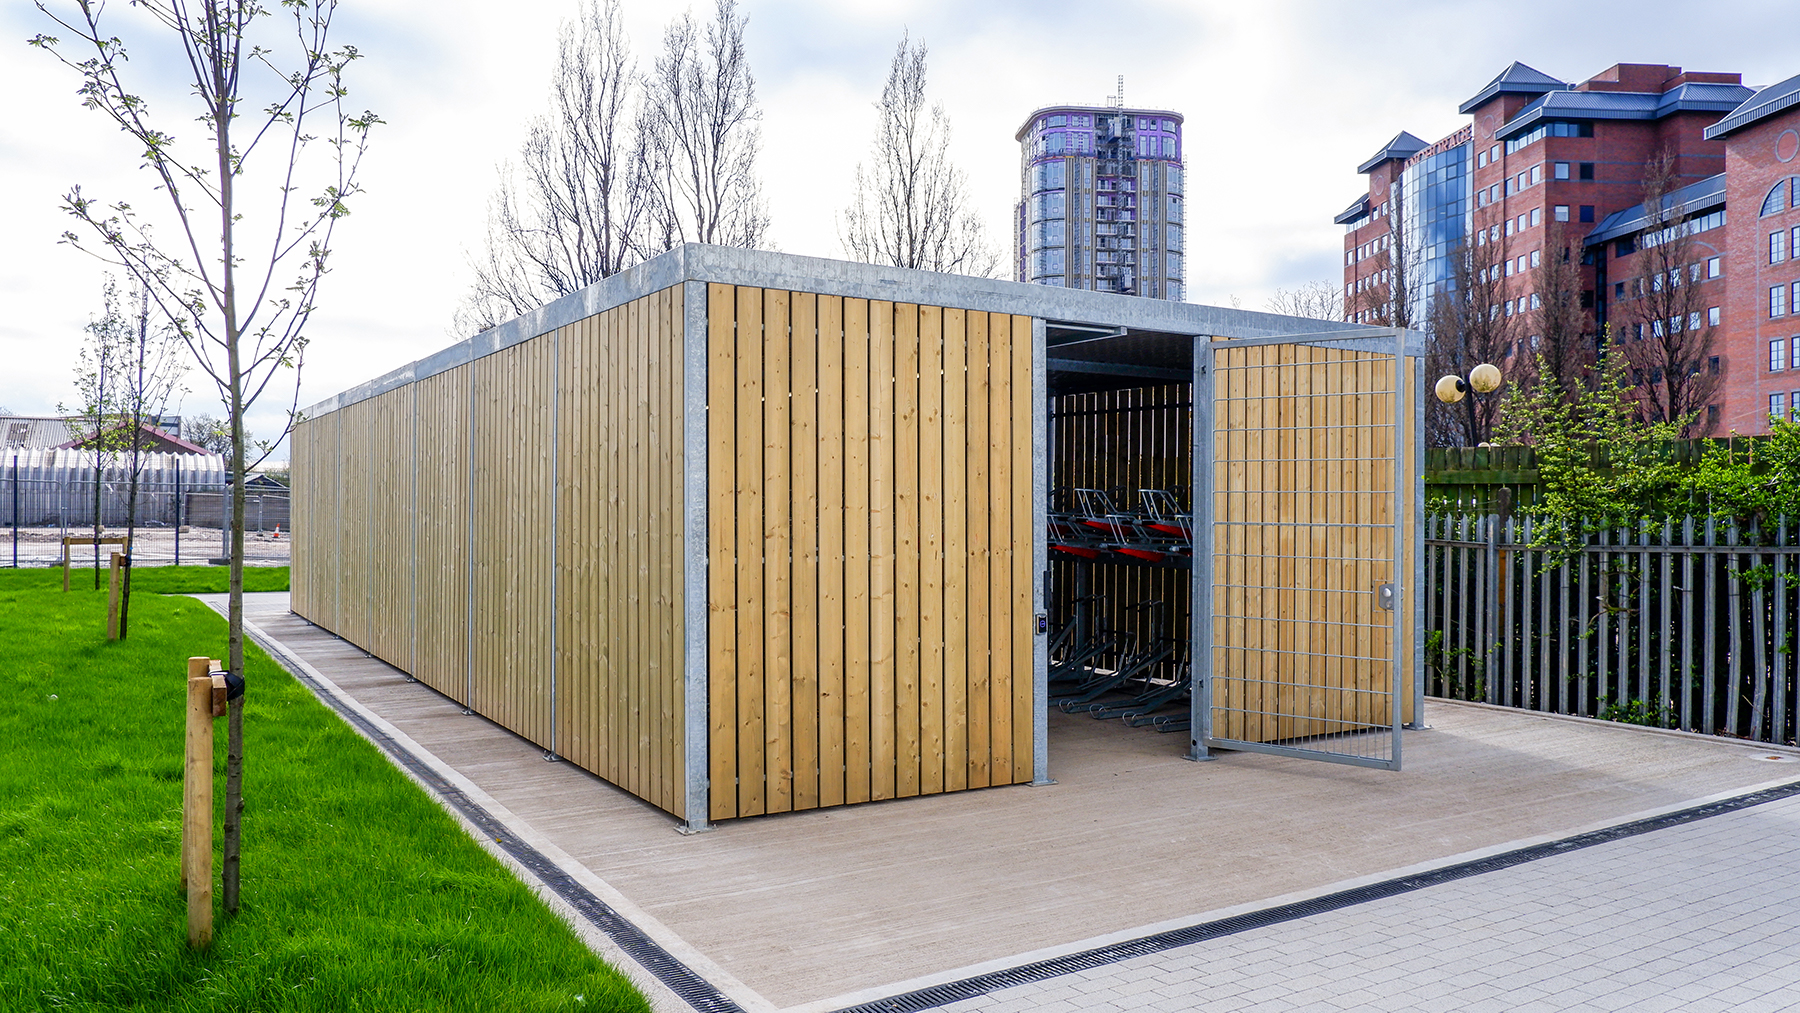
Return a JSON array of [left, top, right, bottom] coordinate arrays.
[[1435, 363, 1504, 444]]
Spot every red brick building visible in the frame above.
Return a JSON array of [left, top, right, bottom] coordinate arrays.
[[1339, 63, 1800, 437], [1706, 75, 1800, 434]]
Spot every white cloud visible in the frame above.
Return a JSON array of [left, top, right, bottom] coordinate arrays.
[[2, 0, 1792, 456]]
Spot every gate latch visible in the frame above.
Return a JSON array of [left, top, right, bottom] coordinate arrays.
[[1376, 583, 1398, 611]]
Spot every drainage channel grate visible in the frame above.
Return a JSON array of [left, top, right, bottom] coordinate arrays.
[[251, 623, 746, 1013], [831, 777, 1800, 1013]]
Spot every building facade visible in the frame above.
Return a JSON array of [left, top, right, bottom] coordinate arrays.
[[1337, 63, 1800, 436], [1015, 104, 1185, 299]]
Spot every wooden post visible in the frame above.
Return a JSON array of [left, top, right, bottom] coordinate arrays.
[[107, 552, 123, 640], [184, 658, 214, 949]]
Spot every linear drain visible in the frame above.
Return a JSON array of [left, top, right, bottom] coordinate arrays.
[[831, 778, 1800, 1012], [248, 622, 746, 1013]]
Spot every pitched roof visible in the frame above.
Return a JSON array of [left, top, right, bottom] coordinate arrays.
[[56, 420, 215, 456], [1333, 194, 1371, 225], [1459, 62, 1568, 114], [2, 416, 75, 450], [1704, 71, 1800, 140], [1497, 82, 1753, 139], [1356, 131, 1429, 174], [1584, 173, 1727, 246]]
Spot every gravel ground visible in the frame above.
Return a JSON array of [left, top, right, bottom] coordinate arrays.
[[2, 526, 289, 567]]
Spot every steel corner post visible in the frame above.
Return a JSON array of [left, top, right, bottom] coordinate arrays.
[[1189, 334, 1215, 761]]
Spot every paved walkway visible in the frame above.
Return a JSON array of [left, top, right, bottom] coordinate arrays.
[[217, 592, 1800, 1013], [929, 791, 1800, 1013]]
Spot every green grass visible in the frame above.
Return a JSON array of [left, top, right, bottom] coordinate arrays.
[[0, 576, 651, 1012], [3, 564, 291, 595]]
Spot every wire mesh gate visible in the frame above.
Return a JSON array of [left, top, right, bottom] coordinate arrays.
[[1194, 332, 1407, 770]]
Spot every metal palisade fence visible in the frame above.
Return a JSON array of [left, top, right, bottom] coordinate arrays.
[[1425, 511, 1800, 746]]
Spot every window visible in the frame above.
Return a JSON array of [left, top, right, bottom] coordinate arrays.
[[1775, 231, 1790, 264], [1048, 114, 1066, 127], [1773, 393, 1788, 419], [1530, 208, 1542, 227], [1531, 165, 1543, 185], [1532, 294, 1543, 310], [1490, 144, 1500, 162], [1477, 229, 1486, 246], [1504, 120, 1594, 153], [1505, 300, 1515, 316], [1505, 219, 1515, 236], [1793, 225, 1800, 255], [1616, 282, 1627, 298], [1691, 263, 1703, 283], [1763, 178, 1795, 217], [1708, 404, 1721, 426], [1554, 162, 1570, 180], [1477, 189, 1488, 208], [1689, 311, 1701, 331], [1579, 205, 1596, 223], [1785, 283, 1798, 317], [1531, 250, 1542, 268], [1478, 149, 1488, 168], [1489, 184, 1500, 203], [1777, 340, 1790, 372], [1709, 356, 1721, 375], [1708, 256, 1722, 278], [1518, 214, 1528, 232], [1709, 306, 1721, 326], [1794, 281, 1800, 318], [1504, 178, 1514, 196], [1579, 163, 1595, 181], [1616, 237, 1637, 257], [1554, 205, 1570, 222], [1517, 172, 1527, 191], [1793, 342, 1800, 370]]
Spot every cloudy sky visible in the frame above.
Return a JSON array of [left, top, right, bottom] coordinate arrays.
[[1, 0, 1790, 461]]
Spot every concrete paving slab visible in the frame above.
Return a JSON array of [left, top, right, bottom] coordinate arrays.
[[222, 592, 1800, 1011]]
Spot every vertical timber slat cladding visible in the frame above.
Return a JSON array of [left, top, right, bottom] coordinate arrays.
[[291, 287, 687, 819], [703, 287, 1037, 820]]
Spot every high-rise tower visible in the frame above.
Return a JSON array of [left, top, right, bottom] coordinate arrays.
[[1015, 89, 1185, 299]]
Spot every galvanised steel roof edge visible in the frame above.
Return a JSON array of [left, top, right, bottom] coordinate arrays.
[[1704, 72, 1800, 140], [301, 244, 1420, 420], [1583, 173, 1727, 247]]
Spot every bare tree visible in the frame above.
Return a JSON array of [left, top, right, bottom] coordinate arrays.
[[1425, 215, 1518, 446], [637, 0, 769, 252], [34, 0, 377, 915], [456, 0, 648, 335], [1266, 280, 1344, 321], [62, 275, 130, 587], [841, 33, 996, 277], [1620, 150, 1719, 434], [1530, 220, 1594, 400]]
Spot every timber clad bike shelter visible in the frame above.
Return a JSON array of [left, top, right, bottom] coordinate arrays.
[[291, 245, 1424, 828]]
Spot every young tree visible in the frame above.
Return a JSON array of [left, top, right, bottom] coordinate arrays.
[[636, 0, 768, 252], [33, 0, 377, 915], [1531, 221, 1594, 399], [116, 283, 188, 637], [62, 276, 130, 587], [1620, 150, 1720, 435], [456, 0, 648, 335], [1266, 280, 1344, 321], [841, 33, 996, 277], [1425, 216, 1518, 446]]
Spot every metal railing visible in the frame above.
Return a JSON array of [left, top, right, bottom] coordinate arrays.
[[1426, 512, 1800, 746]]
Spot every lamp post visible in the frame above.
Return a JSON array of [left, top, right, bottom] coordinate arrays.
[[1435, 362, 1504, 445]]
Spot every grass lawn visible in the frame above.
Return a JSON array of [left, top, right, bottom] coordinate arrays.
[[0, 569, 651, 1012]]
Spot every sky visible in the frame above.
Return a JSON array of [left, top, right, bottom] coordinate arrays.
[[1, 0, 1792, 463]]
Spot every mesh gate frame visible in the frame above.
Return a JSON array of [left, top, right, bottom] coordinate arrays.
[[1187, 329, 1415, 771]]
